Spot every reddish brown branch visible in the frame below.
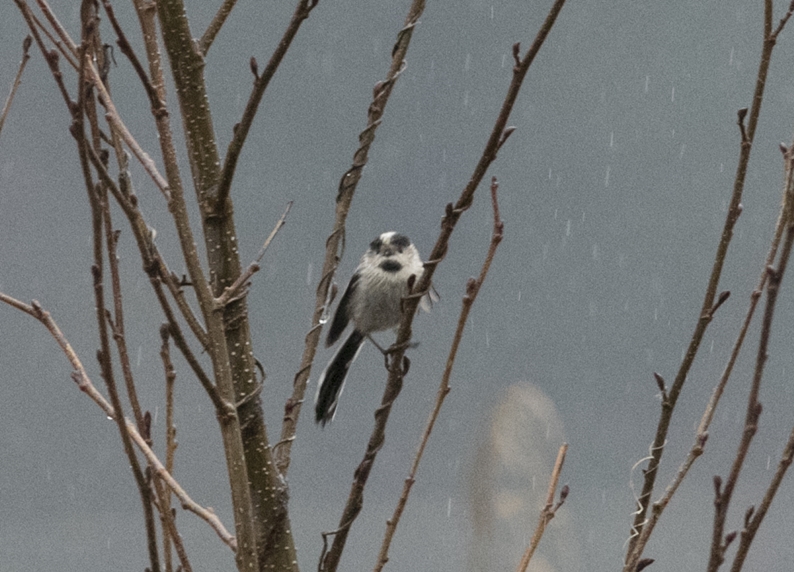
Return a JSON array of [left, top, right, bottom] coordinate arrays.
[[0, 293, 238, 551], [708, 155, 794, 572], [276, 0, 428, 477], [0, 35, 32, 139], [319, 1, 566, 568], [624, 0, 787, 561], [516, 444, 569, 572], [373, 177, 504, 572], [214, 0, 318, 211]]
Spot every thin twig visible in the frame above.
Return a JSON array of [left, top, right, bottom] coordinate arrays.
[[516, 444, 569, 572], [724, 132, 794, 572], [319, 2, 566, 569], [152, 473, 193, 572], [81, 142, 221, 409], [624, 0, 786, 561], [276, 0, 426, 478], [708, 262, 786, 572], [157, 327, 182, 572], [708, 120, 794, 572], [730, 420, 794, 572], [214, 0, 318, 211], [771, 0, 794, 38], [85, 60, 171, 198], [13, 0, 73, 107], [101, 0, 165, 116], [75, 12, 163, 562], [35, 0, 78, 54], [199, 0, 238, 55], [0, 294, 238, 551], [101, 194, 147, 434], [0, 35, 32, 139], [623, 95, 794, 572], [373, 177, 504, 572], [215, 201, 292, 308], [29, 10, 78, 70]]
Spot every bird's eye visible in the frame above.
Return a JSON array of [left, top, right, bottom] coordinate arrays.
[[369, 238, 383, 252]]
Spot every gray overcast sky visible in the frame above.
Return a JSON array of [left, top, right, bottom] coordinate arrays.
[[3, 0, 794, 571]]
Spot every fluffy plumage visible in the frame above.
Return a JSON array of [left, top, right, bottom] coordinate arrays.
[[315, 232, 425, 425]]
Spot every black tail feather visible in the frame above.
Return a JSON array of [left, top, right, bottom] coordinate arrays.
[[315, 330, 366, 425]]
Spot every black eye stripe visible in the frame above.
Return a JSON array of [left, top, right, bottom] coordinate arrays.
[[369, 238, 383, 251]]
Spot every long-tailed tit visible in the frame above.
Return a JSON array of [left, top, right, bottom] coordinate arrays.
[[315, 231, 428, 425]]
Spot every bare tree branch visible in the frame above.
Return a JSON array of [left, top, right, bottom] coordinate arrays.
[[35, 0, 78, 54], [82, 141, 221, 409], [0, 294, 238, 551], [624, 0, 788, 560], [707, 99, 794, 572], [101, 0, 165, 116], [86, 61, 171, 198], [29, 9, 78, 69], [154, 327, 190, 572], [214, 0, 318, 210], [156, 0, 297, 566], [199, 0, 239, 55], [730, 421, 794, 572], [623, 78, 794, 572], [516, 444, 569, 572], [276, 0, 425, 477], [707, 259, 787, 572], [72, 9, 163, 567], [13, 0, 73, 106], [0, 35, 31, 139], [319, 1, 567, 569], [374, 177, 504, 572], [215, 201, 293, 308]]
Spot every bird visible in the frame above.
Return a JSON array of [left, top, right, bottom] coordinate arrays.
[[315, 231, 428, 425]]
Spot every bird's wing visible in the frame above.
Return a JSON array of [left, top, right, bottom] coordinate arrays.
[[326, 272, 359, 347]]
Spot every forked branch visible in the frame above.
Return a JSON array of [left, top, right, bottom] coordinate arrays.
[[624, 0, 791, 562], [373, 177, 504, 572], [318, 1, 567, 569], [624, 91, 794, 572], [276, 0, 429, 476], [0, 294, 237, 551]]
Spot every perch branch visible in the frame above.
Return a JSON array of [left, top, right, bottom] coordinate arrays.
[[276, 0, 427, 476], [319, 1, 567, 569], [373, 177, 504, 572]]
